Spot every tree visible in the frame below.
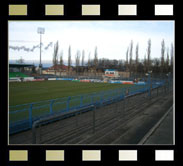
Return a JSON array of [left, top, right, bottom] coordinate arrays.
[[52, 41, 59, 75], [166, 48, 170, 73], [16, 56, 24, 64], [161, 39, 166, 74], [68, 45, 72, 73], [32, 63, 36, 74], [137, 62, 144, 74], [75, 50, 80, 74], [81, 50, 85, 72], [60, 51, 63, 66], [144, 54, 147, 73], [135, 43, 139, 76], [125, 47, 129, 71], [170, 43, 174, 73], [81, 50, 85, 66], [129, 40, 133, 76], [147, 39, 151, 72], [118, 59, 125, 71], [59, 51, 63, 76], [152, 58, 161, 73], [94, 47, 98, 74], [87, 52, 91, 71]]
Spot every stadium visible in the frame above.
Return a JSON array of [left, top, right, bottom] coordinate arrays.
[[9, 21, 174, 145], [9, 62, 173, 144]]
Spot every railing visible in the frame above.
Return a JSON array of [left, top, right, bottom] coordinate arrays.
[[32, 105, 95, 144], [9, 79, 170, 135]]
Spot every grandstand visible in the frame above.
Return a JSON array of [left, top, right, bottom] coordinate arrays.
[[9, 63, 35, 82], [9, 72, 28, 78]]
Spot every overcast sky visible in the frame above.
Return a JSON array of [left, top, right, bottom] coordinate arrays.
[[9, 21, 174, 65]]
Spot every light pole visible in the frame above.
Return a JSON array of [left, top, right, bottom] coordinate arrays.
[[37, 27, 45, 75]]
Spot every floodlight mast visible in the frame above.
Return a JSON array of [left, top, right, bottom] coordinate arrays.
[[37, 27, 45, 75]]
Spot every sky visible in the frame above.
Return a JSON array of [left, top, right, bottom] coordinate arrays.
[[9, 21, 174, 66]]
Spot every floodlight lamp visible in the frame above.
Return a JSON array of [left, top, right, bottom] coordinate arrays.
[[37, 27, 45, 34]]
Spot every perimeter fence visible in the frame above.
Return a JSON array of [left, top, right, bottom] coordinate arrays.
[[9, 78, 172, 135]]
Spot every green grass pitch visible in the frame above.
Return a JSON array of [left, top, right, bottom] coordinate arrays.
[[10, 81, 149, 124], [9, 80, 133, 106]]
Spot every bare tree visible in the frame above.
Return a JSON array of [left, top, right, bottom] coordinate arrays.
[[81, 50, 85, 66], [166, 47, 170, 73], [125, 47, 129, 71], [135, 43, 139, 76], [81, 50, 85, 73], [94, 47, 98, 74], [170, 43, 174, 73], [152, 58, 161, 73], [161, 39, 165, 73], [129, 40, 133, 76], [52, 41, 59, 75], [32, 64, 36, 74], [16, 56, 24, 64], [87, 52, 91, 72], [68, 45, 72, 74], [75, 50, 80, 74], [147, 39, 151, 72], [144, 54, 147, 73], [59, 50, 63, 77]]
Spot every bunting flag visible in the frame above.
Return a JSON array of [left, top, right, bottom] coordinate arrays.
[[9, 42, 53, 52]]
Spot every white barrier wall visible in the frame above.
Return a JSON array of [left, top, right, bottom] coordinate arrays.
[[9, 79, 20, 82], [48, 78, 57, 80], [24, 77, 34, 81]]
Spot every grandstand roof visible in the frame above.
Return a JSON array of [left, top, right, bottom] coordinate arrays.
[[9, 63, 34, 68]]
